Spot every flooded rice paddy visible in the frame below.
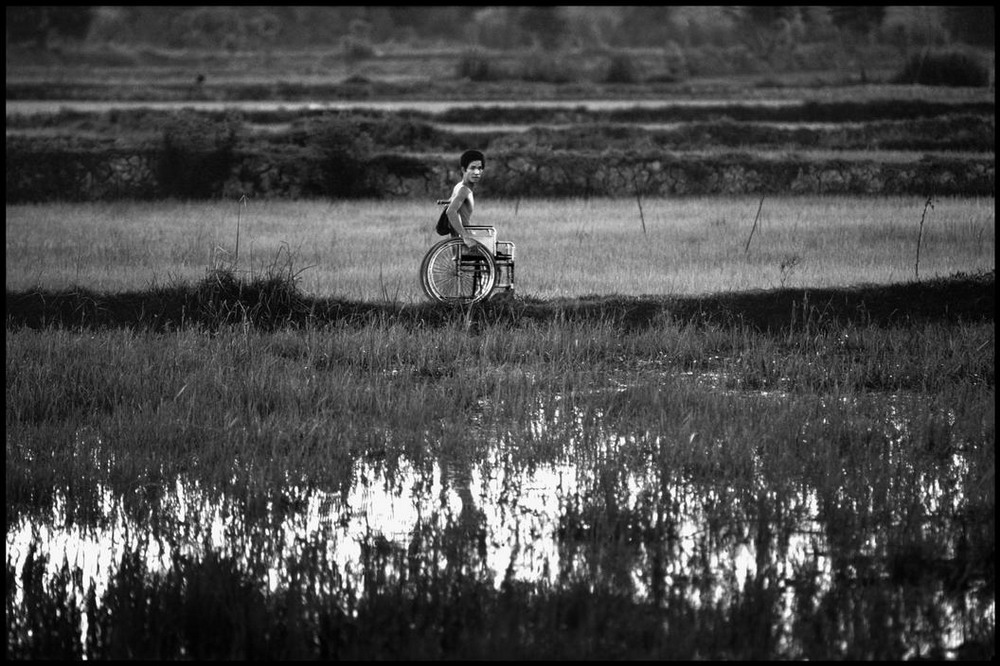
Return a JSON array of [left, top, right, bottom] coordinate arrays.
[[7, 369, 994, 659]]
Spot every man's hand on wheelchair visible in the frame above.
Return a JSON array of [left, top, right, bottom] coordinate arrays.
[[462, 236, 478, 249]]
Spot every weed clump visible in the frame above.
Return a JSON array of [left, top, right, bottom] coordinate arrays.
[[194, 266, 310, 330]]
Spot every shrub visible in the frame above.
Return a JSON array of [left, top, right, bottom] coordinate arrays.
[[342, 18, 376, 60], [158, 111, 240, 198], [515, 53, 575, 83], [313, 117, 375, 197], [357, 114, 453, 152], [893, 50, 992, 87], [604, 53, 643, 84], [456, 51, 505, 81]]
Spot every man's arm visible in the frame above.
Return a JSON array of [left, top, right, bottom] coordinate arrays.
[[446, 185, 476, 247]]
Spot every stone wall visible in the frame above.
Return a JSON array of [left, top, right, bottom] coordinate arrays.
[[6, 147, 994, 203]]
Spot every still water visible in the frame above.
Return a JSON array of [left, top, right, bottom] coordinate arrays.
[[5, 98, 800, 117], [6, 391, 994, 659]]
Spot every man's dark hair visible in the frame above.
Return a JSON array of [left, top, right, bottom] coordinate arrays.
[[461, 149, 485, 169]]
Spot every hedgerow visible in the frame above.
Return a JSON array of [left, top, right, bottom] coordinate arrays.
[[6, 142, 993, 203], [6, 103, 994, 202]]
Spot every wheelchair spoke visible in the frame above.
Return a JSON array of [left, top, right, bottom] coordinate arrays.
[[432, 262, 465, 297]]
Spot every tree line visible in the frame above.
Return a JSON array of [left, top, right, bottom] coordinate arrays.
[[6, 7, 994, 54]]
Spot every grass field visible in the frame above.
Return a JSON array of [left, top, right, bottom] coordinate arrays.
[[5, 195, 994, 301]]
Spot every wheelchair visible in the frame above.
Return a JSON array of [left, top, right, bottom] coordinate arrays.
[[420, 200, 515, 304]]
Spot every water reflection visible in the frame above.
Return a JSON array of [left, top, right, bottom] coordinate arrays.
[[6, 392, 994, 659]]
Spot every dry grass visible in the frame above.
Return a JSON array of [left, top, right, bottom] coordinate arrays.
[[6, 196, 994, 301]]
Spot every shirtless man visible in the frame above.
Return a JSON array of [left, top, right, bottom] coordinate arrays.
[[444, 149, 486, 249]]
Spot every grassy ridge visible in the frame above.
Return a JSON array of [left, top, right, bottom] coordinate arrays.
[[8, 101, 994, 158], [5, 269, 995, 333]]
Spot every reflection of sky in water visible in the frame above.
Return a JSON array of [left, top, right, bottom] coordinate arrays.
[[5, 458, 783, 639], [6, 392, 992, 658]]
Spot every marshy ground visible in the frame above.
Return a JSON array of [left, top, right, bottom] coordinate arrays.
[[6, 269, 994, 659]]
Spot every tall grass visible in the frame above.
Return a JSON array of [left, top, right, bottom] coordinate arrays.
[[7, 312, 993, 495], [6, 311, 994, 658], [5, 196, 994, 300]]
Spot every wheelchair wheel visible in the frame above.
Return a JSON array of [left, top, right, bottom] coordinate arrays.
[[421, 238, 496, 304]]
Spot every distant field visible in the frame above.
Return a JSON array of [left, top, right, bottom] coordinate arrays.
[[6, 40, 994, 106], [6, 196, 994, 301]]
